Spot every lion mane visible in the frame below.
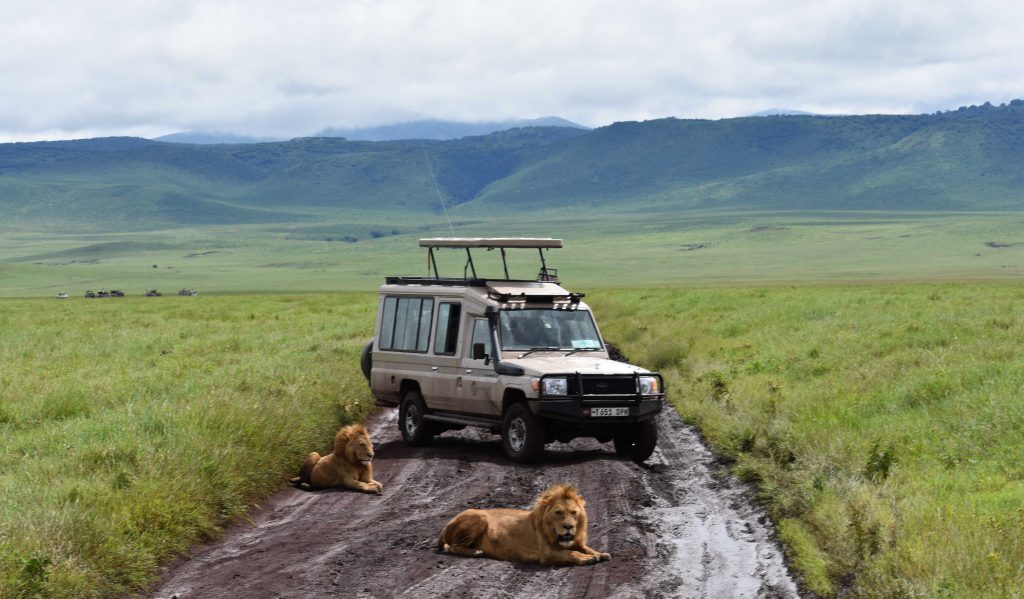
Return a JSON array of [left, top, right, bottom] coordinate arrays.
[[290, 424, 382, 494], [436, 483, 610, 566]]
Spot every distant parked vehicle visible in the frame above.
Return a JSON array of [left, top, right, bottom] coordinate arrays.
[[56, 291, 68, 299], [178, 288, 199, 296], [84, 290, 96, 298], [145, 289, 162, 297], [110, 290, 124, 297], [97, 289, 110, 298]]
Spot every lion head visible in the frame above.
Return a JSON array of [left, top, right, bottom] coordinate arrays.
[[534, 484, 588, 549], [335, 424, 375, 466]]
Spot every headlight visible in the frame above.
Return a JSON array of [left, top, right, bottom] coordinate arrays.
[[542, 377, 568, 396], [638, 375, 660, 395]]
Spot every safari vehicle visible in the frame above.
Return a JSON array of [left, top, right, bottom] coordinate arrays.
[[363, 238, 664, 463]]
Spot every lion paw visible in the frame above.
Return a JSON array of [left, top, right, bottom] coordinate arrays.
[[370, 481, 383, 493]]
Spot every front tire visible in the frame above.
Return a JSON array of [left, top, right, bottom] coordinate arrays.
[[502, 402, 546, 462], [399, 389, 434, 446], [613, 419, 658, 463]]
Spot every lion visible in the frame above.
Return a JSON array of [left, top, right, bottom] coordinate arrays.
[[437, 483, 610, 566], [290, 424, 382, 494]]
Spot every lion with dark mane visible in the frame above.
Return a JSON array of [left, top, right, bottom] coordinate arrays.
[[290, 424, 382, 494], [437, 483, 609, 566]]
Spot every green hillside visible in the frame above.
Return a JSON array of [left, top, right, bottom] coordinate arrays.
[[468, 103, 1024, 213], [0, 128, 588, 232], [2, 102, 1024, 234]]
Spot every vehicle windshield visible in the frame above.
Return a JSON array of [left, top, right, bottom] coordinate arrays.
[[498, 309, 603, 351]]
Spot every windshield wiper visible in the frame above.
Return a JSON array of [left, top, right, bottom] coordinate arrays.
[[517, 346, 561, 358], [565, 347, 601, 356]]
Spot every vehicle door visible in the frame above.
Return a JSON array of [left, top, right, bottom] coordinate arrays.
[[456, 317, 500, 416], [427, 301, 462, 411]]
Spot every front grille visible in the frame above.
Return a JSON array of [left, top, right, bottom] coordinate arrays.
[[567, 375, 636, 396]]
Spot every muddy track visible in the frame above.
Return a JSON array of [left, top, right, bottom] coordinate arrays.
[[150, 408, 800, 599]]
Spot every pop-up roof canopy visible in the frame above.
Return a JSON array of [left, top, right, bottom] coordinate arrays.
[[419, 237, 562, 249], [386, 238, 563, 285]]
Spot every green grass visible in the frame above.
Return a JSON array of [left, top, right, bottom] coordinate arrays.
[[3, 283, 1024, 597], [3, 211, 1024, 298], [595, 283, 1024, 598], [0, 293, 377, 598]]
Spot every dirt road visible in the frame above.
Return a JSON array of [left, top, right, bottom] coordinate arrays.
[[150, 408, 801, 598]]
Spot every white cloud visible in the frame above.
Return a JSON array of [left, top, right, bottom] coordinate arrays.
[[0, 0, 1022, 141]]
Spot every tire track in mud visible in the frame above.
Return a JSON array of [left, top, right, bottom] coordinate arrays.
[[150, 409, 801, 599]]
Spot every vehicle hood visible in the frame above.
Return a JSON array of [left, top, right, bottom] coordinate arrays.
[[503, 353, 651, 376]]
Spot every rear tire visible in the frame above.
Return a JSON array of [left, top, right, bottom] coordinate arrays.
[[502, 402, 546, 462], [613, 419, 658, 463], [360, 339, 373, 383], [399, 389, 434, 446]]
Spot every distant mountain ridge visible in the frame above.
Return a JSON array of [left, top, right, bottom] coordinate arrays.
[[747, 108, 819, 117], [315, 116, 589, 141], [154, 117, 589, 145], [3, 101, 1022, 232], [155, 132, 285, 144]]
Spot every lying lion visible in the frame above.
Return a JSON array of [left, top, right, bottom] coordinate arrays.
[[437, 483, 610, 566], [290, 424, 382, 494]]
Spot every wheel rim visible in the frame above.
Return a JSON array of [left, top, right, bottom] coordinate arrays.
[[405, 404, 419, 436], [507, 417, 526, 453]]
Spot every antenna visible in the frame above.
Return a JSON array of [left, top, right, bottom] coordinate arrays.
[[421, 145, 455, 236]]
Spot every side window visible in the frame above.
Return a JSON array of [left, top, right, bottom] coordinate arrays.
[[379, 297, 397, 349], [470, 319, 492, 359], [433, 303, 461, 355], [379, 296, 434, 352]]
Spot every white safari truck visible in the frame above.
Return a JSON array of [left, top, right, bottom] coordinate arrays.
[[361, 238, 664, 463]]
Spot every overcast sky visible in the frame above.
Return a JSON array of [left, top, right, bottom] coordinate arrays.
[[1, 0, 1022, 142]]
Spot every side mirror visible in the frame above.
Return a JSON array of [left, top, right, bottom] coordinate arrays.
[[472, 342, 489, 363]]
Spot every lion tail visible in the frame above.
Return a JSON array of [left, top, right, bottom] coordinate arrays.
[[294, 451, 321, 487]]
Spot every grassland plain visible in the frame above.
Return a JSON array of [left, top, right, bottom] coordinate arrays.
[[3, 211, 1024, 298], [2, 283, 1023, 598], [0, 293, 378, 598], [592, 283, 1024, 598]]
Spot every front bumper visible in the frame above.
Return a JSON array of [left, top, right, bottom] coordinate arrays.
[[535, 372, 665, 425]]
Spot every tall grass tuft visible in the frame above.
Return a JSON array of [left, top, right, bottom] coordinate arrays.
[[0, 293, 377, 598], [593, 283, 1024, 598]]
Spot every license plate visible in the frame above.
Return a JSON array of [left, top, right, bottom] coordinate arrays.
[[590, 407, 629, 417]]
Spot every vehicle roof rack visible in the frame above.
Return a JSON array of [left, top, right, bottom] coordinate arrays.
[[419, 238, 562, 249], [416, 237, 563, 283]]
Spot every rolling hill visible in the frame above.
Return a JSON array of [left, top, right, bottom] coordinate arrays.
[[2, 101, 1023, 233]]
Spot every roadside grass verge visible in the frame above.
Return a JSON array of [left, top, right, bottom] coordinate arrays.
[[594, 283, 1024, 598], [0, 293, 376, 598]]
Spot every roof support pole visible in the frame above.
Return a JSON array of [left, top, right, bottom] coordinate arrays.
[[464, 248, 477, 279], [428, 248, 440, 279]]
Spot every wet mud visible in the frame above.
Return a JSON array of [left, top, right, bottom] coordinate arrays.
[[150, 408, 800, 598]]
